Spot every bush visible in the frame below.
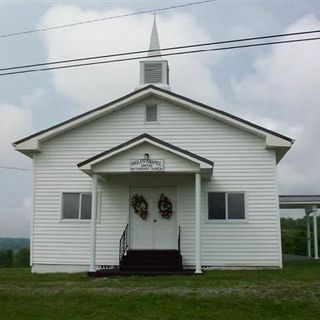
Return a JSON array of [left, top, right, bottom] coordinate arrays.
[[0, 248, 30, 268], [281, 216, 320, 256], [14, 248, 30, 267], [0, 249, 13, 267]]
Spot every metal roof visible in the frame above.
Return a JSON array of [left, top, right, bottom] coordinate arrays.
[[279, 195, 320, 212], [279, 195, 320, 203]]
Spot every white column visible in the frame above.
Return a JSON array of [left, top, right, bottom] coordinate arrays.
[[306, 213, 311, 258], [195, 173, 202, 274], [89, 174, 98, 271], [313, 206, 318, 259]]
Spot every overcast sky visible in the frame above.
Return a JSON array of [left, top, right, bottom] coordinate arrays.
[[0, 0, 319, 237]]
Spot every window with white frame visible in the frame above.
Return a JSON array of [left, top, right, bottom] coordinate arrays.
[[208, 192, 245, 220], [62, 193, 92, 220]]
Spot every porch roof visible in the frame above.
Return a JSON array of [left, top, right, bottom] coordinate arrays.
[[77, 133, 214, 177], [279, 195, 320, 214]]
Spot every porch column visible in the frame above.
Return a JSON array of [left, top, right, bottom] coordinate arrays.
[[195, 173, 202, 274], [90, 174, 98, 271], [306, 213, 311, 258], [312, 206, 318, 259]]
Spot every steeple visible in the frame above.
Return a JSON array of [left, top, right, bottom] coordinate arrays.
[[138, 14, 170, 91], [148, 14, 161, 57]]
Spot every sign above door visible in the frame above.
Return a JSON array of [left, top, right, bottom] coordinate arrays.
[[130, 154, 164, 172]]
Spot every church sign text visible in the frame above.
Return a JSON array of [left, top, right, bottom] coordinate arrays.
[[130, 159, 164, 172]]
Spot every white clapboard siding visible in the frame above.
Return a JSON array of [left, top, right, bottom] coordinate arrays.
[[93, 142, 199, 173], [95, 174, 192, 266], [32, 97, 281, 268]]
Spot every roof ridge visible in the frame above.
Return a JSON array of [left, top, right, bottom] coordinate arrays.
[[13, 85, 294, 146]]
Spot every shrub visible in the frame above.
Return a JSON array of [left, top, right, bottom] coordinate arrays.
[[0, 249, 13, 267], [14, 248, 30, 267]]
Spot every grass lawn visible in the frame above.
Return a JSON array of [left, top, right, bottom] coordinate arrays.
[[0, 261, 320, 319]]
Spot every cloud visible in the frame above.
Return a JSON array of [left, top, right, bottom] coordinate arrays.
[[39, 7, 320, 194], [228, 14, 320, 193], [0, 102, 33, 166], [39, 5, 222, 108], [20, 88, 46, 112], [0, 92, 37, 238], [0, 197, 31, 238]]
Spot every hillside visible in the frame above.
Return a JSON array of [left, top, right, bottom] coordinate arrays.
[[0, 238, 30, 251]]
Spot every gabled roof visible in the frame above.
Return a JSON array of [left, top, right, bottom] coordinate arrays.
[[13, 85, 294, 160], [78, 133, 214, 169]]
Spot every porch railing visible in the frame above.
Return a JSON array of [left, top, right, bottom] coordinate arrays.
[[178, 226, 181, 253], [119, 224, 129, 265]]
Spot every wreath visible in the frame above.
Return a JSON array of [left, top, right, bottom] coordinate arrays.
[[131, 194, 148, 219], [158, 193, 173, 219]]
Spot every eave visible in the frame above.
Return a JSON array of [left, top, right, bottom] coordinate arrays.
[[13, 85, 294, 162]]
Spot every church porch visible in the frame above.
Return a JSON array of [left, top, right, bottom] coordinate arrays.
[[77, 134, 213, 275]]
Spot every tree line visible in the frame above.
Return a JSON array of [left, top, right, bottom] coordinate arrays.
[[281, 216, 320, 256], [0, 248, 30, 267]]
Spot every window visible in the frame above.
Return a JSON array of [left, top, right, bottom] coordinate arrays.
[[62, 193, 92, 220], [208, 192, 245, 220], [145, 104, 158, 122]]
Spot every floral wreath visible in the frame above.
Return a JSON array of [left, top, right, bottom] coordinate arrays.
[[158, 193, 173, 219], [131, 194, 148, 220]]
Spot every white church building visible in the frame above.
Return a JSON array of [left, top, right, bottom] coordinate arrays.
[[14, 21, 294, 274]]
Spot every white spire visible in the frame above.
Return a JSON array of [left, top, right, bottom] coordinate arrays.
[[136, 13, 170, 91], [148, 13, 161, 57]]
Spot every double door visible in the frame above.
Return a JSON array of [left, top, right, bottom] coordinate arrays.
[[130, 187, 177, 249]]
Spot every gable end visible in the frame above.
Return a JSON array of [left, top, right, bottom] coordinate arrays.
[[13, 85, 294, 162]]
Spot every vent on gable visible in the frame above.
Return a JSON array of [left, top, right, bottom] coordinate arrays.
[[144, 62, 162, 84], [146, 105, 158, 122]]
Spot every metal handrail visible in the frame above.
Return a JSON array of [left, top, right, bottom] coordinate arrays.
[[178, 226, 181, 253], [119, 224, 129, 265]]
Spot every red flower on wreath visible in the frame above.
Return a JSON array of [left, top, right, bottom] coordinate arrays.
[[131, 194, 148, 220], [158, 194, 173, 219]]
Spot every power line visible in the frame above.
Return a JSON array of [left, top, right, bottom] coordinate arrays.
[[1, 29, 320, 72], [0, 165, 30, 171], [0, 0, 216, 39], [0, 36, 319, 77]]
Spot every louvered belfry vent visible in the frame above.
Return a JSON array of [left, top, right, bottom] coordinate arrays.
[[146, 105, 158, 122], [137, 16, 170, 90], [144, 62, 163, 84]]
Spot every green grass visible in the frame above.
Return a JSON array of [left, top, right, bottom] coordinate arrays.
[[1, 261, 320, 319]]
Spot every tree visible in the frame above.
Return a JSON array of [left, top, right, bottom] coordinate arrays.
[[14, 248, 30, 267], [281, 216, 320, 256], [0, 249, 13, 267]]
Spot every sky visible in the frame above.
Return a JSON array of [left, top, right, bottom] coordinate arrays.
[[0, 0, 320, 237]]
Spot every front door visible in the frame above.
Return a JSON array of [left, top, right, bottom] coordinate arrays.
[[130, 187, 177, 249]]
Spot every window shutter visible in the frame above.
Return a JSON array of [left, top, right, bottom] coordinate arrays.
[[144, 62, 162, 84], [146, 105, 157, 122]]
